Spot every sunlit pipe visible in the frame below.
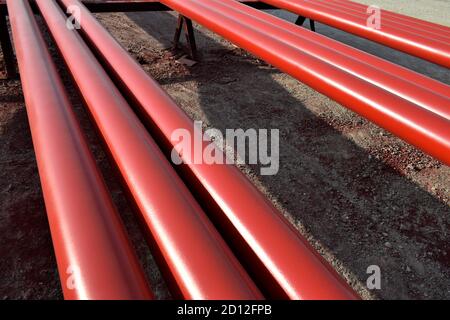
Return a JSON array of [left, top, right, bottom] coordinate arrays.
[[36, 0, 262, 300], [328, 0, 450, 36], [160, 0, 450, 164], [263, 0, 450, 47], [281, 0, 450, 45], [6, 0, 154, 300], [260, 0, 450, 67], [234, 0, 450, 100], [60, 0, 360, 300], [199, 0, 450, 120], [309, 0, 450, 43]]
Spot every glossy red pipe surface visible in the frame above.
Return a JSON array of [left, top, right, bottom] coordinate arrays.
[[308, 0, 450, 43], [328, 0, 450, 36], [6, 0, 153, 300], [199, 0, 450, 119], [60, 0, 359, 300], [160, 0, 450, 165], [36, 0, 262, 300], [261, 0, 450, 67], [249, 0, 450, 100]]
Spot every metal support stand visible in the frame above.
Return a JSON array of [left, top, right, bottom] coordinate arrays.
[[295, 15, 316, 32], [0, 8, 17, 79], [173, 14, 198, 60]]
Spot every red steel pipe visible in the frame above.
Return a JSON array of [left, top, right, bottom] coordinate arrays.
[[160, 0, 450, 165], [328, 0, 450, 36], [260, 0, 450, 67], [197, 0, 450, 120], [60, 0, 360, 300], [309, 0, 450, 43], [36, 0, 262, 300], [246, 0, 449, 100], [6, 0, 153, 300]]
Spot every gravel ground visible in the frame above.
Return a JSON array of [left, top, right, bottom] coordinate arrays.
[[1, 1, 449, 300]]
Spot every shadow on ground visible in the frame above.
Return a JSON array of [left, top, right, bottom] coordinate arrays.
[[124, 11, 450, 299], [0, 98, 61, 299]]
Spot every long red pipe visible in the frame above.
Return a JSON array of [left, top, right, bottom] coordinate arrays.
[[198, 0, 450, 120], [60, 0, 360, 300], [36, 0, 262, 300], [308, 0, 450, 43], [260, 0, 450, 67], [249, 1, 450, 100], [328, 0, 450, 36], [160, 0, 450, 165], [6, 0, 153, 300]]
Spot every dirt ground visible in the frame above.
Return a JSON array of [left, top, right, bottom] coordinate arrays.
[[1, 2, 449, 300]]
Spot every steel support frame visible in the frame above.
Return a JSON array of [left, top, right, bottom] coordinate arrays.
[[0, 0, 276, 12], [0, 5, 16, 79], [294, 15, 315, 32], [81, 0, 276, 13], [173, 14, 197, 60], [0, 1, 276, 78]]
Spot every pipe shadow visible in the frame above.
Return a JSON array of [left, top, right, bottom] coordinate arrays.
[[0, 103, 61, 299], [125, 11, 450, 300]]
